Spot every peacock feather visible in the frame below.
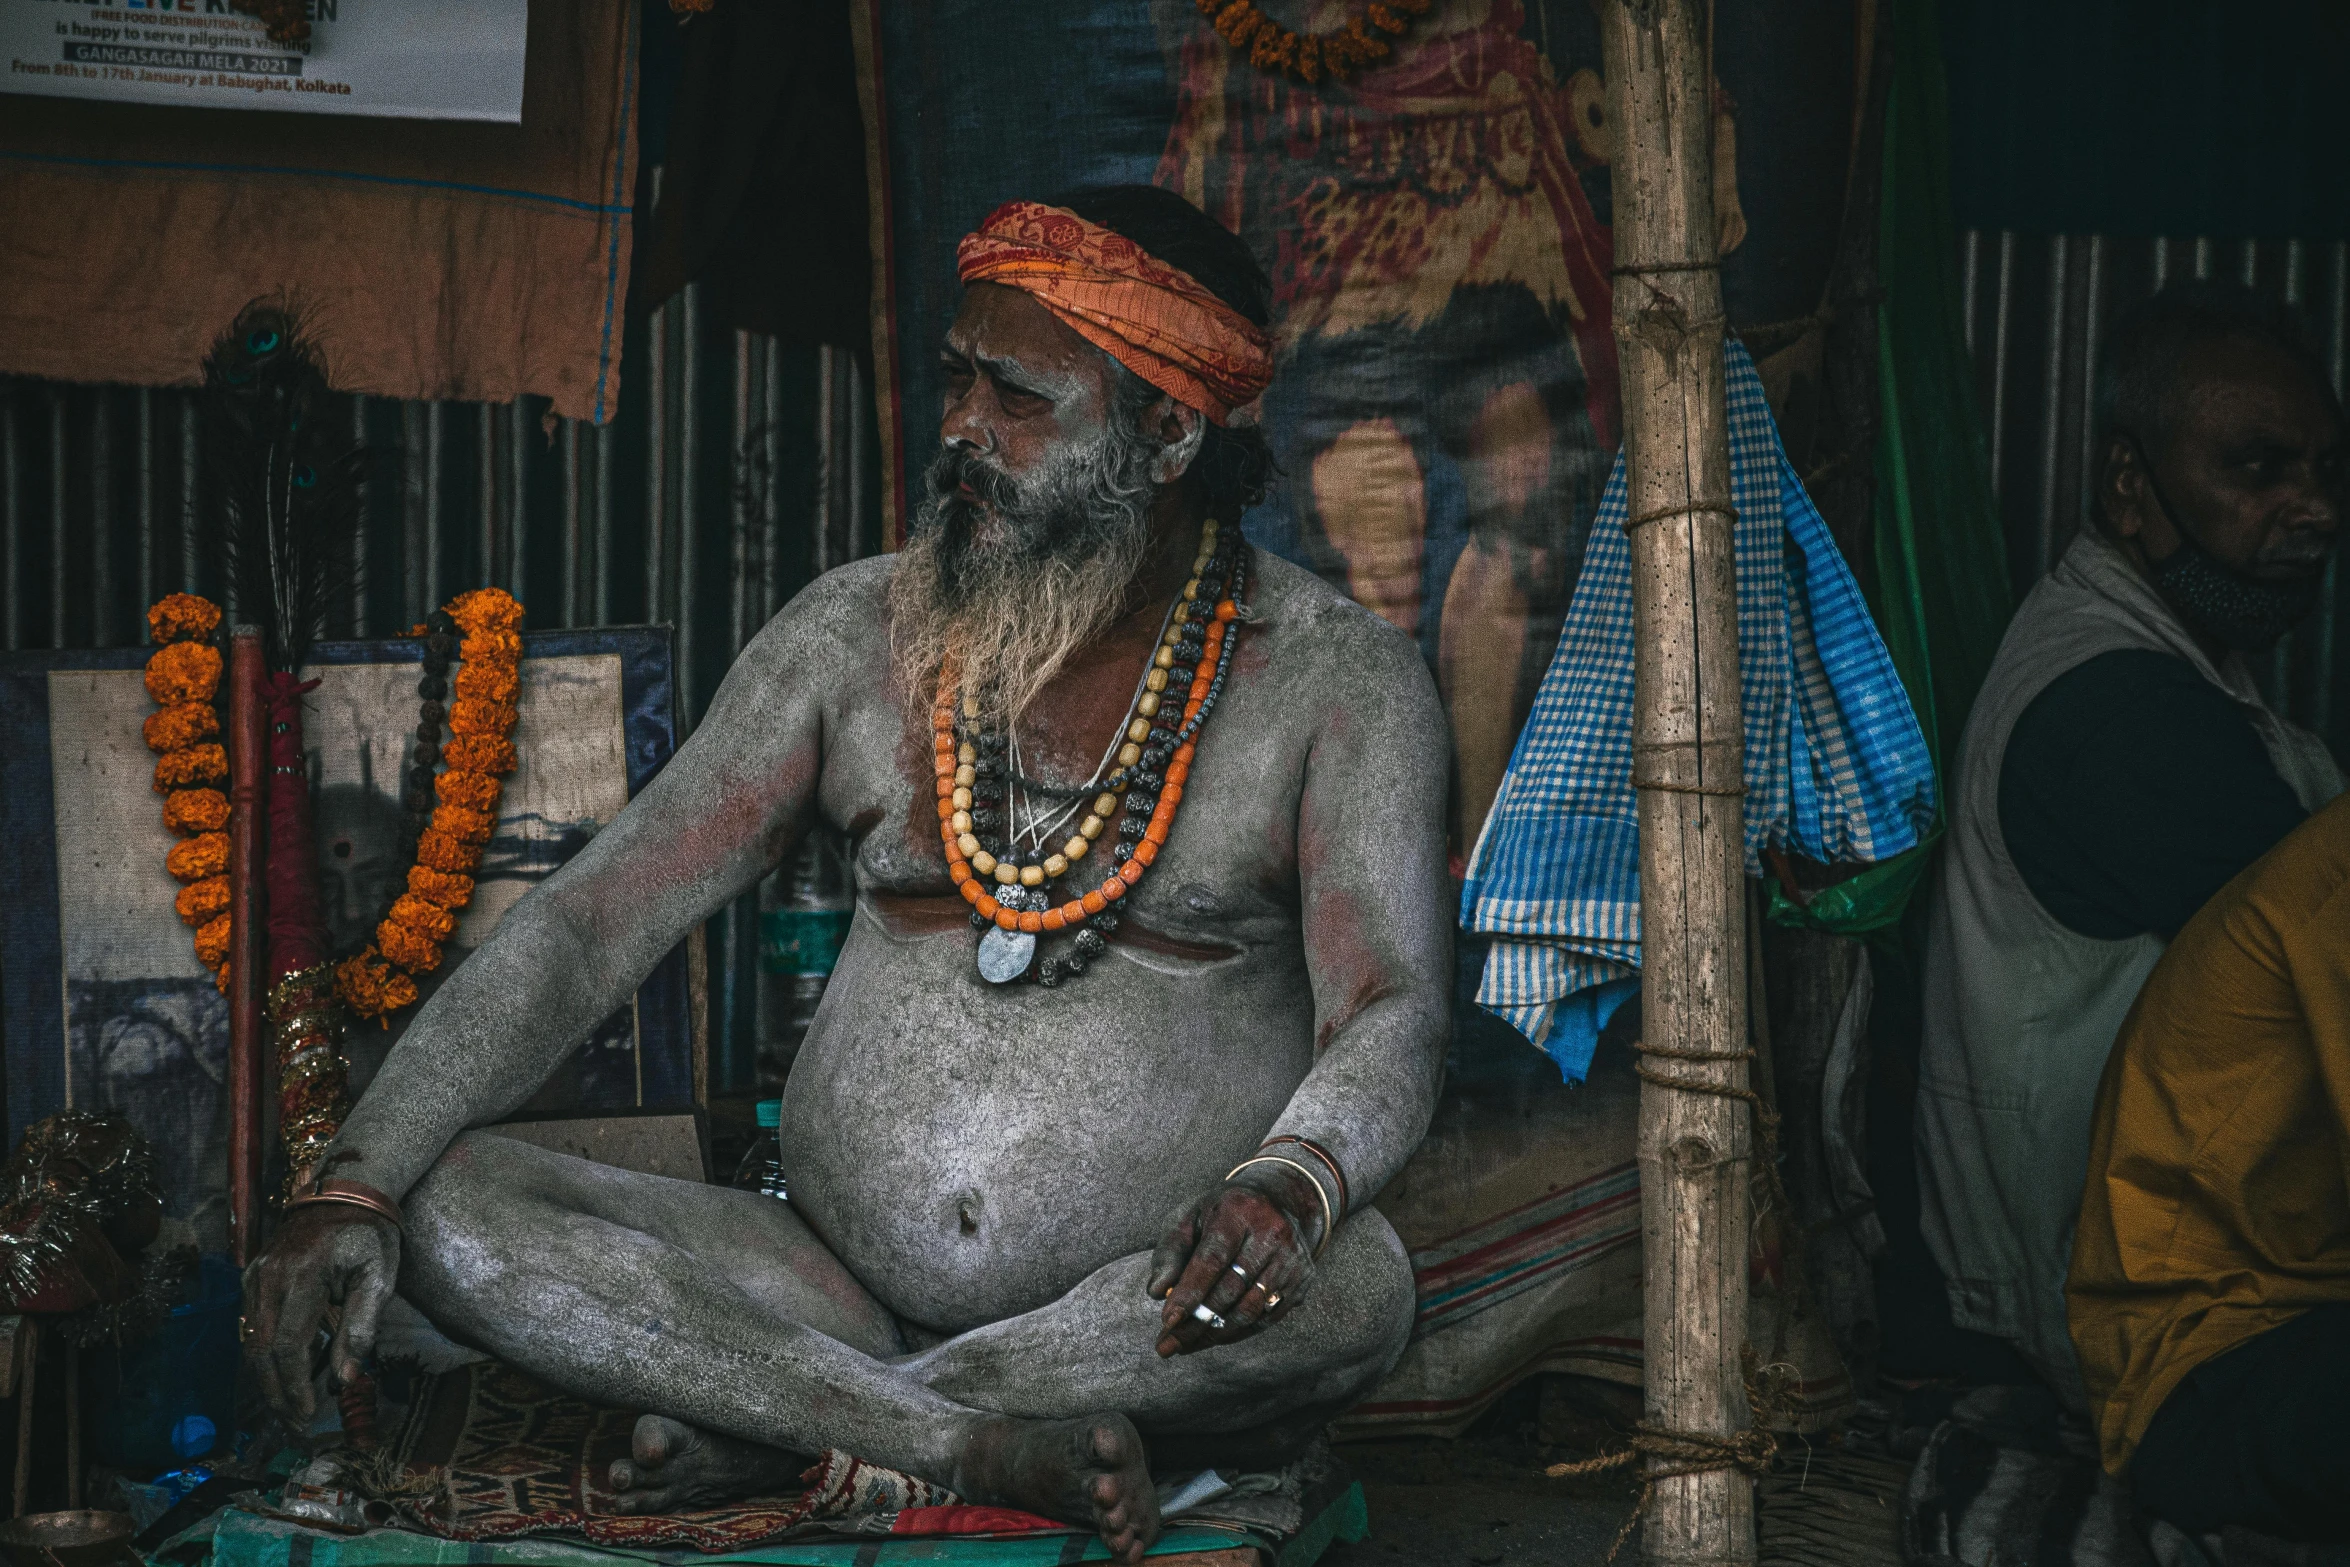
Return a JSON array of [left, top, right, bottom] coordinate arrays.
[[200, 303, 365, 672]]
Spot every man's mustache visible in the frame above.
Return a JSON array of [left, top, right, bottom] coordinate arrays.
[[2257, 527, 2334, 575], [933, 447, 1021, 520]]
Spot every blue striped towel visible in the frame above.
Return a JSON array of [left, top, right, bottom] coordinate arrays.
[[1460, 339, 1935, 1082]]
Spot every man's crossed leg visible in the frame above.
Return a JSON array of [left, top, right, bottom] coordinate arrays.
[[395, 1134, 1415, 1562]]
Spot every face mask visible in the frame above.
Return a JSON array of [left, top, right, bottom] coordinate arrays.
[[2133, 438, 2326, 651], [2149, 533, 2323, 651]]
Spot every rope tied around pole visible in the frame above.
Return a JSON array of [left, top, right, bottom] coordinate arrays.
[[1632, 775, 1747, 797], [1622, 499, 1737, 534], [1549, 1364, 1795, 1567], [1633, 1034, 1792, 1248], [1546, 1344, 1791, 1565], [1543, 1037, 1798, 1563]]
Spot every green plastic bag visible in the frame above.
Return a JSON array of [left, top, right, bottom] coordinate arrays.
[[1769, 0, 2013, 944]]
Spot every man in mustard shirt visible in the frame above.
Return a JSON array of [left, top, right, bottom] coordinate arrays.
[[2070, 792, 2350, 1541]]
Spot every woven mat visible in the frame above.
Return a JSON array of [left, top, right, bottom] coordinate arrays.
[[370, 1362, 958, 1551]]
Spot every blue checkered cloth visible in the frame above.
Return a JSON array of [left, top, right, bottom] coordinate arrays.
[[1460, 339, 1934, 1081]]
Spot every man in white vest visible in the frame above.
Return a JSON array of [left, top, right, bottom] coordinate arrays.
[[1919, 280, 2346, 1406]]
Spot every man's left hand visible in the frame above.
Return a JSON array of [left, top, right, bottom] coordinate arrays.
[[1147, 1163, 1326, 1356]]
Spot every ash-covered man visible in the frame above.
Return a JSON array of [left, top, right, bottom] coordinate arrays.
[[1919, 280, 2345, 1405], [241, 186, 1449, 1563]]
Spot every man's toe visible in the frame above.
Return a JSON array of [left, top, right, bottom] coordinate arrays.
[[620, 1483, 680, 1516], [632, 1413, 684, 1466], [1088, 1417, 1135, 1467]]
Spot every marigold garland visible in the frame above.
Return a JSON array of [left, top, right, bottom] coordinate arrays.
[[148, 593, 222, 646], [153, 743, 228, 793], [145, 598, 232, 991], [1195, 0, 1433, 84], [373, 920, 443, 975], [442, 735, 518, 776], [452, 590, 525, 635], [436, 803, 500, 844], [331, 955, 416, 1019], [461, 629, 524, 663], [193, 914, 232, 970], [333, 588, 525, 1023], [162, 788, 230, 835], [448, 698, 520, 738], [144, 703, 219, 753], [175, 876, 231, 926], [433, 770, 502, 813], [453, 663, 520, 705], [166, 832, 230, 883], [414, 829, 482, 877], [387, 894, 457, 944], [144, 641, 223, 707], [406, 866, 475, 909]]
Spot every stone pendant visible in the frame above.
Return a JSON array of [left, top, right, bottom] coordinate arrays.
[[977, 924, 1035, 984]]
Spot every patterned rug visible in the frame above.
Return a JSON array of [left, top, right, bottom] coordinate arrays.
[[370, 1362, 970, 1551]]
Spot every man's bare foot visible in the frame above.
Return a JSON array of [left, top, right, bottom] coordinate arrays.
[[606, 1414, 798, 1513], [960, 1412, 1159, 1563]]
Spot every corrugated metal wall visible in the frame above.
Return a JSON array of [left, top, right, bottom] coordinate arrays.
[[0, 283, 880, 1094], [1958, 231, 2350, 741], [14, 233, 2350, 1091]]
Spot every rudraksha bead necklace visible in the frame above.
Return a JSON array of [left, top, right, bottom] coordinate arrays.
[[934, 521, 1249, 987]]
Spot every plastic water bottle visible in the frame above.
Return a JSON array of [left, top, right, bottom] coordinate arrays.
[[758, 833, 853, 1086], [732, 1099, 788, 1200]]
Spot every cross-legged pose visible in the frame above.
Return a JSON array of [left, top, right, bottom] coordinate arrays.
[[242, 185, 1451, 1564]]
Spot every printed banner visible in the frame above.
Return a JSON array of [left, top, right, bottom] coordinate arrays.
[[0, 0, 528, 121], [866, 0, 1854, 856]]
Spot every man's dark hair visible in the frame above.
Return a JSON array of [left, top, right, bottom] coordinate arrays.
[[1047, 184, 1279, 515], [2095, 279, 2340, 470]]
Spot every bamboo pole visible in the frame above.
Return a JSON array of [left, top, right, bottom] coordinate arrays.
[[1599, 3, 1755, 1565], [226, 626, 267, 1266]]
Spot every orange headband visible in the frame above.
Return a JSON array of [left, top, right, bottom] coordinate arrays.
[[956, 201, 1275, 427]]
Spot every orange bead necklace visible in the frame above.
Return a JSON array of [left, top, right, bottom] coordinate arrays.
[[933, 523, 1248, 986]]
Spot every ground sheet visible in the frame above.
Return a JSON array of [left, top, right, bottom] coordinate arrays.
[[194, 1509, 1282, 1566], [237, 1361, 1370, 1565]]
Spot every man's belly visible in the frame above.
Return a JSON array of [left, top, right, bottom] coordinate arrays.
[[775, 899, 1316, 1332]]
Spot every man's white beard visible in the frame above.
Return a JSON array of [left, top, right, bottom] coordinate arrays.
[[888, 415, 1160, 726]]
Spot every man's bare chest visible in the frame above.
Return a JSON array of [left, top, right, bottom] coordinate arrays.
[[816, 690, 1304, 950]]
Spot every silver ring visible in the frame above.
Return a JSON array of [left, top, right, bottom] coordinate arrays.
[[1190, 1304, 1227, 1330], [1229, 1262, 1249, 1279]]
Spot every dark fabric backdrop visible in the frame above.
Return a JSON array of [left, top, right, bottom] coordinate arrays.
[[1942, 0, 2350, 240], [869, 0, 1857, 857]]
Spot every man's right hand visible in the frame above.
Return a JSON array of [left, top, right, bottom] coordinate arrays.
[[241, 1205, 402, 1423]]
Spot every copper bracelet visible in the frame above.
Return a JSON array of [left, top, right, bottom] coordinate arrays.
[[285, 1178, 405, 1232], [1261, 1134, 1350, 1221], [1225, 1154, 1334, 1261]]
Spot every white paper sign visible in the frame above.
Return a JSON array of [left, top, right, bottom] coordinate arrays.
[[0, 0, 528, 122]]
